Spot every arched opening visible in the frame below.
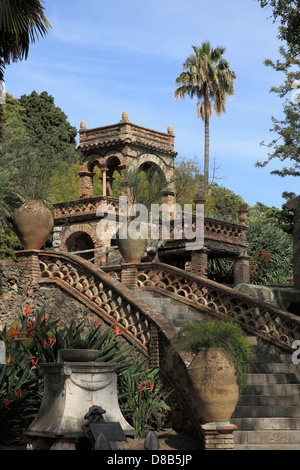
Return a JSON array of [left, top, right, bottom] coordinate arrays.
[[133, 161, 168, 209], [66, 231, 95, 262], [91, 163, 102, 196], [88, 155, 122, 198], [107, 156, 121, 197]]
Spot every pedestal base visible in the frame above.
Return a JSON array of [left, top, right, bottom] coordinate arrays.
[[27, 362, 134, 441]]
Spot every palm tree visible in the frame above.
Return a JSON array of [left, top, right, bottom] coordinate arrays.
[[0, 0, 51, 81], [175, 42, 236, 194]]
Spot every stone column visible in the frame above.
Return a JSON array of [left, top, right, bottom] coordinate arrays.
[[233, 254, 250, 285], [191, 248, 209, 278], [120, 264, 138, 289], [78, 171, 94, 198], [16, 253, 41, 284], [102, 167, 107, 197], [200, 423, 237, 450]]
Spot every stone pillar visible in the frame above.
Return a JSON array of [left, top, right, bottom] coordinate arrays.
[[149, 323, 160, 368], [191, 248, 209, 278], [200, 423, 237, 450], [233, 254, 250, 285], [52, 226, 62, 252], [120, 264, 138, 289], [102, 167, 107, 197], [16, 253, 41, 284], [78, 171, 94, 198]]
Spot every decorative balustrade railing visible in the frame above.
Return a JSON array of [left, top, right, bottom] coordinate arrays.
[[53, 196, 119, 220], [35, 251, 154, 356], [204, 217, 246, 245], [102, 262, 300, 351]]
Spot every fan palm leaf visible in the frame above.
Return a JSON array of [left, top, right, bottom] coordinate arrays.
[[0, 0, 51, 80]]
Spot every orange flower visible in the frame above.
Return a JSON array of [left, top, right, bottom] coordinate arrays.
[[27, 356, 40, 370], [7, 354, 11, 364], [23, 307, 32, 316], [7, 325, 19, 340], [94, 318, 101, 329], [49, 336, 56, 347], [113, 325, 122, 335], [25, 322, 36, 337], [2, 397, 9, 407], [138, 380, 154, 392], [14, 389, 23, 398]]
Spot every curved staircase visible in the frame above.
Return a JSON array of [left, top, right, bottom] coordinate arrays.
[[133, 285, 300, 450], [16, 251, 300, 450]]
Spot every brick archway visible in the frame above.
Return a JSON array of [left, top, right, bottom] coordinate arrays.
[[64, 231, 95, 261]]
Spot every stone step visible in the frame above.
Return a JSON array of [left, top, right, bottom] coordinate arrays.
[[242, 383, 300, 396], [234, 443, 300, 450], [234, 429, 300, 449], [249, 362, 299, 373], [245, 372, 300, 384], [237, 394, 300, 407], [134, 289, 205, 327], [233, 405, 300, 418], [232, 417, 300, 431], [251, 353, 294, 364]]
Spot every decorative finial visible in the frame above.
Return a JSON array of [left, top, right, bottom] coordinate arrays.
[[80, 121, 86, 129], [122, 111, 129, 121], [167, 125, 174, 134]]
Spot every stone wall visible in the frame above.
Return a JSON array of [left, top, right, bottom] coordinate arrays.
[[0, 260, 97, 329]]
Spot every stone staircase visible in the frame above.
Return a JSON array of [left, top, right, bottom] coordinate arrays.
[[134, 289, 206, 328], [232, 339, 300, 450], [135, 289, 300, 450]]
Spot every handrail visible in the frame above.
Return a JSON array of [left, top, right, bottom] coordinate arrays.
[[103, 261, 300, 352], [16, 250, 177, 363]]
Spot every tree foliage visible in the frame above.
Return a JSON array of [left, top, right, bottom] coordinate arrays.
[[0, 0, 51, 81], [257, 0, 300, 56], [256, 48, 300, 177], [0, 91, 80, 205], [256, 2, 300, 182]]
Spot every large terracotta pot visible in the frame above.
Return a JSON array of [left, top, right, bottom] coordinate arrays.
[[186, 348, 239, 423], [116, 223, 147, 263], [13, 200, 53, 250]]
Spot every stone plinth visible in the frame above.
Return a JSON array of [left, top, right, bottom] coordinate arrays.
[[200, 422, 237, 450], [27, 362, 134, 440]]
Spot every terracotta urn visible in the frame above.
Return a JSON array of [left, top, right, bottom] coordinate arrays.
[[13, 200, 53, 250], [237, 209, 249, 226], [116, 222, 147, 263], [186, 348, 239, 423]]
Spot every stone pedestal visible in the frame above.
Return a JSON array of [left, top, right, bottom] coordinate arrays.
[[120, 264, 138, 289], [27, 361, 134, 448], [200, 422, 237, 450]]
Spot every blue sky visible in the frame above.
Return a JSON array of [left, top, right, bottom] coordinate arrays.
[[3, 0, 299, 209]]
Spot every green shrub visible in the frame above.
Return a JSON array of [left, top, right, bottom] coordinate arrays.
[[0, 305, 171, 442], [175, 319, 252, 389], [118, 362, 172, 438]]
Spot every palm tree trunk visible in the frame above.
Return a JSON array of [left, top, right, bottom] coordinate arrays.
[[204, 115, 209, 194]]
